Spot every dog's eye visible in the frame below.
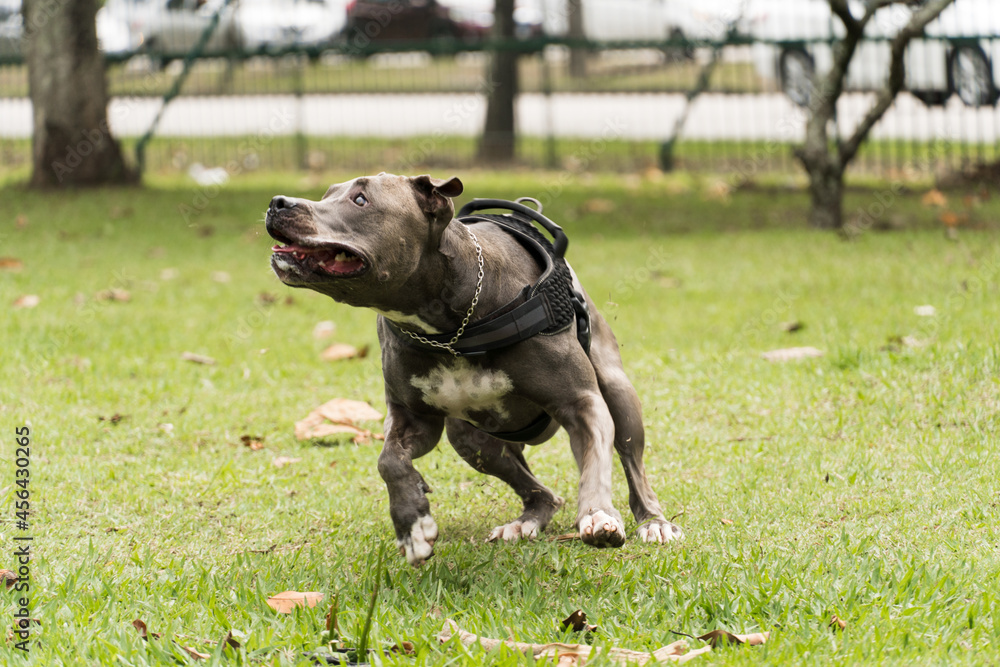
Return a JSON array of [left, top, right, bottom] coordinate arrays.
[[353, 193, 368, 207]]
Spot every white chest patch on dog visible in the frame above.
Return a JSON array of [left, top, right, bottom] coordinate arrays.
[[410, 360, 513, 422]]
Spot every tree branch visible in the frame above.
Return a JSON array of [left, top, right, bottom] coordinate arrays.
[[838, 0, 954, 165]]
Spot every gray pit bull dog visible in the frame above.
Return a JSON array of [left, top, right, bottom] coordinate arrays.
[[266, 173, 682, 566]]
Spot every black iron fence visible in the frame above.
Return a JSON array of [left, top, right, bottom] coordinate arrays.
[[1, 1, 999, 180]]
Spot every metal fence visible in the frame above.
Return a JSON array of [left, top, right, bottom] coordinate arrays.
[[1, 0, 999, 180]]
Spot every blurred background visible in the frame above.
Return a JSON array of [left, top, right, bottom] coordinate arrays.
[[1, 0, 998, 179]]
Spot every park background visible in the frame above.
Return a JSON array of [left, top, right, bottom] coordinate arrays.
[[2, 0, 1000, 664]]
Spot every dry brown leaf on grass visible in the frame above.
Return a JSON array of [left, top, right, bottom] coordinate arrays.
[[12, 295, 40, 309], [181, 351, 216, 365], [583, 198, 616, 214], [780, 320, 804, 333], [132, 619, 163, 640], [316, 398, 383, 424], [95, 288, 131, 302], [830, 615, 847, 631], [939, 210, 965, 227], [240, 435, 265, 450], [266, 591, 324, 613], [320, 343, 369, 362], [0, 257, 23, 271], [761, 346, 824, 362], [439, 619, 709, 664], [696, 629, 770, 647], [561, 610, 598, 633], [719, 518, 734, 526], [313, 320, 336, 339], [921, 189, 948, 207], [295, 398, 383, 441], [0, 569, 18, 589], [180, 645, 211, 660], [550, 532, 580, 542], [272, 456, 301, 468]]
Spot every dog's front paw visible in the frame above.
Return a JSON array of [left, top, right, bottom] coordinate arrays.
[[486, 519, 540, 543], [638, 518, 684, 543], [578, 509, 626, 548], [397, 515, 438, 567]]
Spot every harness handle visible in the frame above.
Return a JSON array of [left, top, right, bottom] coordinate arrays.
[[457, 198, 569, 258]]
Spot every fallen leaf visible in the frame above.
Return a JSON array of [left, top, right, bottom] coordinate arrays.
[[320, 343, 367, 362], [267, 591, 324, 613], [222, 631, 241, 649], [719, 518, 733, 526], [391, 641, 416, 655], [702, 179, 732, 203], [761, 346, 823, 362], [294, 414, 368, 441], [316, 398, 383, 425], [939, 210, 964, 227], [272, 456, 301, 468], [561, 610, 599, 633], [12, 295, 40, 309], [583, 198, 616, 214], [914, 305, 936, 317], [180, 646, 210, 660], [830, 615, 847, 631], [181, 351, 216, 365], [313, 320, 336, 339], [921, 189, 947, 207], [95, 288, 131, 302], [440, 619, 708, 664], [0, 570, 17, 589], [696, 629, 769, 647], [99, 413, 127, 425], [132, 619, 163, 640], [351, 429, 376, 445], [0, 257, 23, 271], [550, 533, 580, 542], [780, 321, 804, 333], [240, 435, 264, 450]]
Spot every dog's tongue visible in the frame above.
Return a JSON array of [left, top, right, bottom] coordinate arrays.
[[318, 251, 364, 275]]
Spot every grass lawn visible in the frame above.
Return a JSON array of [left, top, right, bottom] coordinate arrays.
[[2, 170, 999, 664]]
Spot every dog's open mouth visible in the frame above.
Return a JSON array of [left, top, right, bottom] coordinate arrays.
[[271, 243, 367, 277]]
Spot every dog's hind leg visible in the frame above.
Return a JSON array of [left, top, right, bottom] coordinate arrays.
[[587, 311, 683, 543], [445, 418, 564, 543]]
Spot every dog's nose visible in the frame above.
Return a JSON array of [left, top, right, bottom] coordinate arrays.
[[270, 196, 296, 212]]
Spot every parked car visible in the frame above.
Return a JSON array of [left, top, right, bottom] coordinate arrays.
[[342, 0, 487, 50], [0, 0, 21, 59], [439, 0, 544, 40], [531, 0, 743, 48], [96, 0, 346, 63], [744, 0, 1000, 107]]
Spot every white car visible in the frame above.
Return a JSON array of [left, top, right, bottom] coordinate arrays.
[[97, 0, 346, 62], [744, 0, 1000, 107]]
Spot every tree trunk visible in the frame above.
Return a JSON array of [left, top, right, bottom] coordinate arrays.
[[23, 0, 135, 187], [567, 0, 586, 78], [795, 0, 953, 230], [478, 0, 517, 163], [805, 161, 844, 229]]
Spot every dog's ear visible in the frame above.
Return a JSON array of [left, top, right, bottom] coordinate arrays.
[[410, 175, 464, 221]]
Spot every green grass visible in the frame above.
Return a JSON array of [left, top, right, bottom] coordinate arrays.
[[0, 56, 761, 99], [3, 134, 995, 182], [2, 170, 1000, 665]]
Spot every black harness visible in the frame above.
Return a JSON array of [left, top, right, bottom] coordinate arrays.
[[384, 198, 592, 443]]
